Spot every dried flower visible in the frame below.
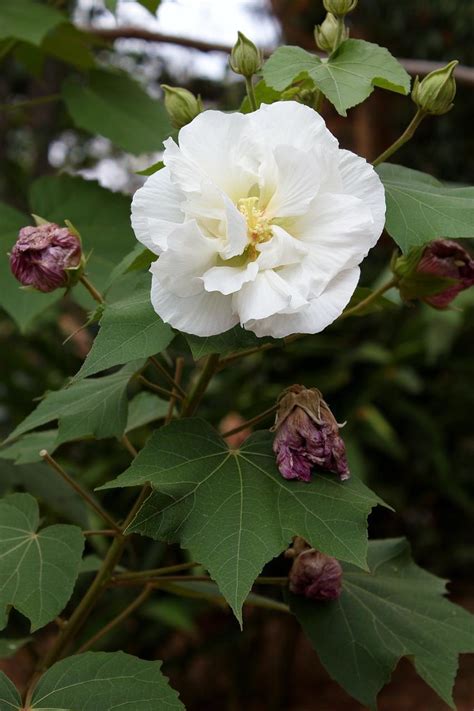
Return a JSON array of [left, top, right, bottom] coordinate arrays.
[[394, 239, 474, 309], [271, 385, 350, 482], [286, 537, 342, 601], [10, 221, 83, 293]]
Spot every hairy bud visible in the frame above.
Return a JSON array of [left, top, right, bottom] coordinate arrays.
[[315, 13, 347, 53], [161, 85, 203, 129], [323, 0, 357, 16], [394, 239, 474, 309], [229, 31, 262, 78], [10, 221, 83, 293], [286, 538, 342, 601], [412, 60, 458, 115], [271, 385, 350, 483]]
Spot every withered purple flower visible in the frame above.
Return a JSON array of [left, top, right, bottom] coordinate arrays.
[[286, 537, 342, 601], [416, 239, 474, 309], [10, 222, 83, 293], [271, 385, 350, 483]]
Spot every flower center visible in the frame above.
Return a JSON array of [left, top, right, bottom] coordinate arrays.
[[238, 197, 273, 259]]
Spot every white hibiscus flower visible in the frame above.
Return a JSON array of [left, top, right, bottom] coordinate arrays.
[[131, 101, 385, 338]]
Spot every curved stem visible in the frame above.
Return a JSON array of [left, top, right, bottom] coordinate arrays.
[[112, 561, 198, 584], [79, 275, 105, 304], [149, 355, 186, 398], [339, 276, 399, 320], [221, 405, 278, 439], [245, 75, 258, 111], [166, 356, 185, 423], [181, 353, 220, 417], [373, 109, 426, 166], [137, 375, 184, 401], [121, 435, 138, 458]]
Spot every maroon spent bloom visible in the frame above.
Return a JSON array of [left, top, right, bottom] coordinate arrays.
[[286, 538, 342, 601], [271, 385, 350, 483], [10, 222, 82, 293], [417, 239, 474, 309]]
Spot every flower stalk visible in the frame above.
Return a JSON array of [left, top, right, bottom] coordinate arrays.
[[373, 109, 426, 166]]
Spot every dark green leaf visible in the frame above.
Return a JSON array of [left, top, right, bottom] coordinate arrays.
[[75, 277, 173, 380], [29, 175, 135, 291], [0, 493, 84, 631], [0, 430, 58, 464], [137, 0, 161, 13], [263, 40, 410, 116], [29, 651, 183, 710], [105, 245, 157, 289], [126, 392, 169, 433], [4, 362, 142, 447], [378, 164, 474, 252], [186, 325, 277, 360], [62, 69, 172, 154], [0, 202, 60, 331], [0, 671, 20, 709], [291, 538, 474, 710], [0, 0, 64, 46], [100, 419, 385, 623]]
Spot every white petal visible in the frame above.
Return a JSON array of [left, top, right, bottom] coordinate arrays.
[[256, 225, 307, 270], [151, 274, 238, 336], [234, 270, 308, 323], [338, 149, 386, 242], [202, 261, 259, 295], [131, 167, 184, 254], [152, 221, 218, 298], [245, 268, 360, 338], [264, 146, 322, 218], [249, 101, 338, 154], [218, 193, 248, 258]]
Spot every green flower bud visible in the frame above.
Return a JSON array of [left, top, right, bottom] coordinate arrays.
[[161, 85, 203, 129], [229, 31, 262, 78], [314, 13, 347, 53], [411, 60, 458, 116], [323, 0, 357, 16]]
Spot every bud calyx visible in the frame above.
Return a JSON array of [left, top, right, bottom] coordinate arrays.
[[229, 31, 262, 78], [161, 85, 203, 129], [412, 60, 458, 115]]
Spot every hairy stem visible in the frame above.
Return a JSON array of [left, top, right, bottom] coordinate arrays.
[[40, 450, 120, 532], [373, 109, 426, 166], [221, 405, 278, 438], [79, 274, 105, 304]]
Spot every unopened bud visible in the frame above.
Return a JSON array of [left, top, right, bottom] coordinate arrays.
[[412, 60, 458, 115], [10, 220, 83, 293], [271, 385, 350, 483], [394, 239, 474, 309], [315, 13, 347, 53], [323, 0, 357, 16], [286, 538, 342, 601], [161, 85, 203, 129], [229, 31, 262, 78]]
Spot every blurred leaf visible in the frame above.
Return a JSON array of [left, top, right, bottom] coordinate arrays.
[[4, 362, 142, 447], [0, 202, 60, 331], [101, 419, 385, 624], [356, 404, 403, 459], [62, 69, 172, 155], [27, 651, 184, 709], [105, 0, 118, 11], [186, 325, 277, 360], [378, 164, 474, 252], [75, 277, 173, 380], [106, 246, 156, 290], [291, 538, 474, 710], [263, 40, 410, 116], [137, 0, 161, 13], [126, 392, 169, 433], [0, 459, 88, 527], [0, 636, 31, 659], [41, 23, 96, 69], [143, 598, 197, 632], [0, 493, 84, 631], [0, 671, 19, 708], [29, 175, 135, 291], [0, 0, 64, 45], [0, 430, 58, 464]]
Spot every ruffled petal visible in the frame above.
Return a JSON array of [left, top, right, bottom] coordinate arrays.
[[264, 146, 322, 218], [256, 225, 307, 270], [245, 268, 360, 338], [202, 261, 259, 295], [152, 220, 218, 298], [338, 149, 386, 242], [131, 167, 184, 254], [150, 273, 238, 336], [234, 269, 308, 323]]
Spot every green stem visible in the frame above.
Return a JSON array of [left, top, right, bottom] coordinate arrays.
[[221, 405, 278, 439], [79, 274, 105, 304], [111, 573, 289, 587], [121, 434, 138, 457], [40, 450, 121, 533], [332, 16, 346, 53], [112, 561, 198, 583], [76, 585, 153, 654], [149, 355, 187, 398], [3, 92, 61, 112], [166, 356, 185, 423], [137, 375, 184, 401], [339, 276, 399, 320], [373, 109, 427, 166], [245, 75, 258, 111], [181, 353, 220, 417]]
